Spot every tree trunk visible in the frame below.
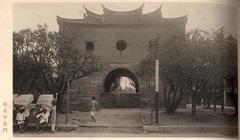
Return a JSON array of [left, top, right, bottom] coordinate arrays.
[[166, 86, 173, 113], [174, 91, 185, 111], [192, 91, 196, 120], [207, 94, 211, 109], [208, 102, 210, 109], [213, 92, 217, 111], [57, 84, 67, 112], [162, 81, 167, 106], [230, 83, 238, 115], [27, 73, 39, 93], [221, 80, 224, 112]]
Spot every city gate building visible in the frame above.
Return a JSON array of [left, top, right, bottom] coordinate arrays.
[[57, 4, 188, 111]]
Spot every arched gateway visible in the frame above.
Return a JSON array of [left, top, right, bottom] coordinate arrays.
[[57, 4, 187, 111], [104, 68, 139, 93], [101, 68, 140, 108]]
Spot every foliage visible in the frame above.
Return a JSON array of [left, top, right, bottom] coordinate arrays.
[[222, 34, 238, 114], [137, 28, 238, 116], [13, 24, 102, 109]]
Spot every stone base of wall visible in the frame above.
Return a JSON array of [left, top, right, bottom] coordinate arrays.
[[60, 69, 187, 111], [100, 93, 141, 108]]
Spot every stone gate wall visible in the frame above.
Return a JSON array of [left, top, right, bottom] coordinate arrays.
[[60, 20, 186, 111]]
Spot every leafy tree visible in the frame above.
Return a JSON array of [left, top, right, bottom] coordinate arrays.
[[13, 24, 102, 109], [184, 29, 222, 118], [137, 35, 189, 113], [222, 34, 238, 114], [158, 36, 189, 113], [137, 28, 237, 118]]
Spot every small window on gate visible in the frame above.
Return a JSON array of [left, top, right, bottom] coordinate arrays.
[[86, 41, 94, 51]]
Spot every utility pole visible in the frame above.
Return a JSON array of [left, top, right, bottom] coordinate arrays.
[[51, 92, 58, 132], [220, 28, 224, 112], [66, 80, 69, 124], [155, 33, 160, 123]]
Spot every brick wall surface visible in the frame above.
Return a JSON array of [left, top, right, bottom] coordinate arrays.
[[59, 22, 186, 111]]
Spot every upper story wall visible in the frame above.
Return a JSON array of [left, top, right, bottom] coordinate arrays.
[[58, 20, 187, 65]]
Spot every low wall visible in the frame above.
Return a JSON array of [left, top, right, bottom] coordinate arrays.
[[100, 93, 141, 108]]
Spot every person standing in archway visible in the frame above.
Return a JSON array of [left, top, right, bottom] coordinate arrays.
[[89, 96, 98, 123]]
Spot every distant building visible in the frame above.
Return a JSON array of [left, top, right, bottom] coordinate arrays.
[[57, 4, 188, 111]]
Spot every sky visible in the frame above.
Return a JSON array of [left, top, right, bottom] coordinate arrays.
[[13, 2, 237, 37]]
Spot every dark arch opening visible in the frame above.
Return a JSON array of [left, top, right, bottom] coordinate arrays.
[[104, 68, 139, 93]]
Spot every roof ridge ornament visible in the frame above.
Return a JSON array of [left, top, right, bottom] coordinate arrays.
[[101, 3, 144, 15], [140, 2, 145, 9], [143, 4, 163, 16], [100, 3, 105, 9], [160, 4, 163, 9], [83, 4, 102, 17]]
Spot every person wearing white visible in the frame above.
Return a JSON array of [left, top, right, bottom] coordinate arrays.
[[36, 109, 50, 125], [16, 111, 25, 124], [89, 96, 99, 123], [24, 108, 30, 118], [16, 107, 26, 132]]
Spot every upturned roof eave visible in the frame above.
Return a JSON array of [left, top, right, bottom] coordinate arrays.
[[56, 16, 86, 25], [143, 4, 163, 16], [56, 14, 188, 26], [101, 3, 144, 15]]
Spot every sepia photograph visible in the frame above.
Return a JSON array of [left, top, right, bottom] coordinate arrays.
[[11, 1, 238, 138]]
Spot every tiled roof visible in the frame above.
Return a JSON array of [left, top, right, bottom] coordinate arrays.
[[56, 16, 86, 24], [101, 4, 144, 24], [57, 4, 188, 26], [102, 3, 144, 16], [103, 15, 140, 24]]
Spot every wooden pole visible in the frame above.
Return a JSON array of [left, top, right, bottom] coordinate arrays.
[[155, 33, 159, 123], [66, 81, 69, 124]]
